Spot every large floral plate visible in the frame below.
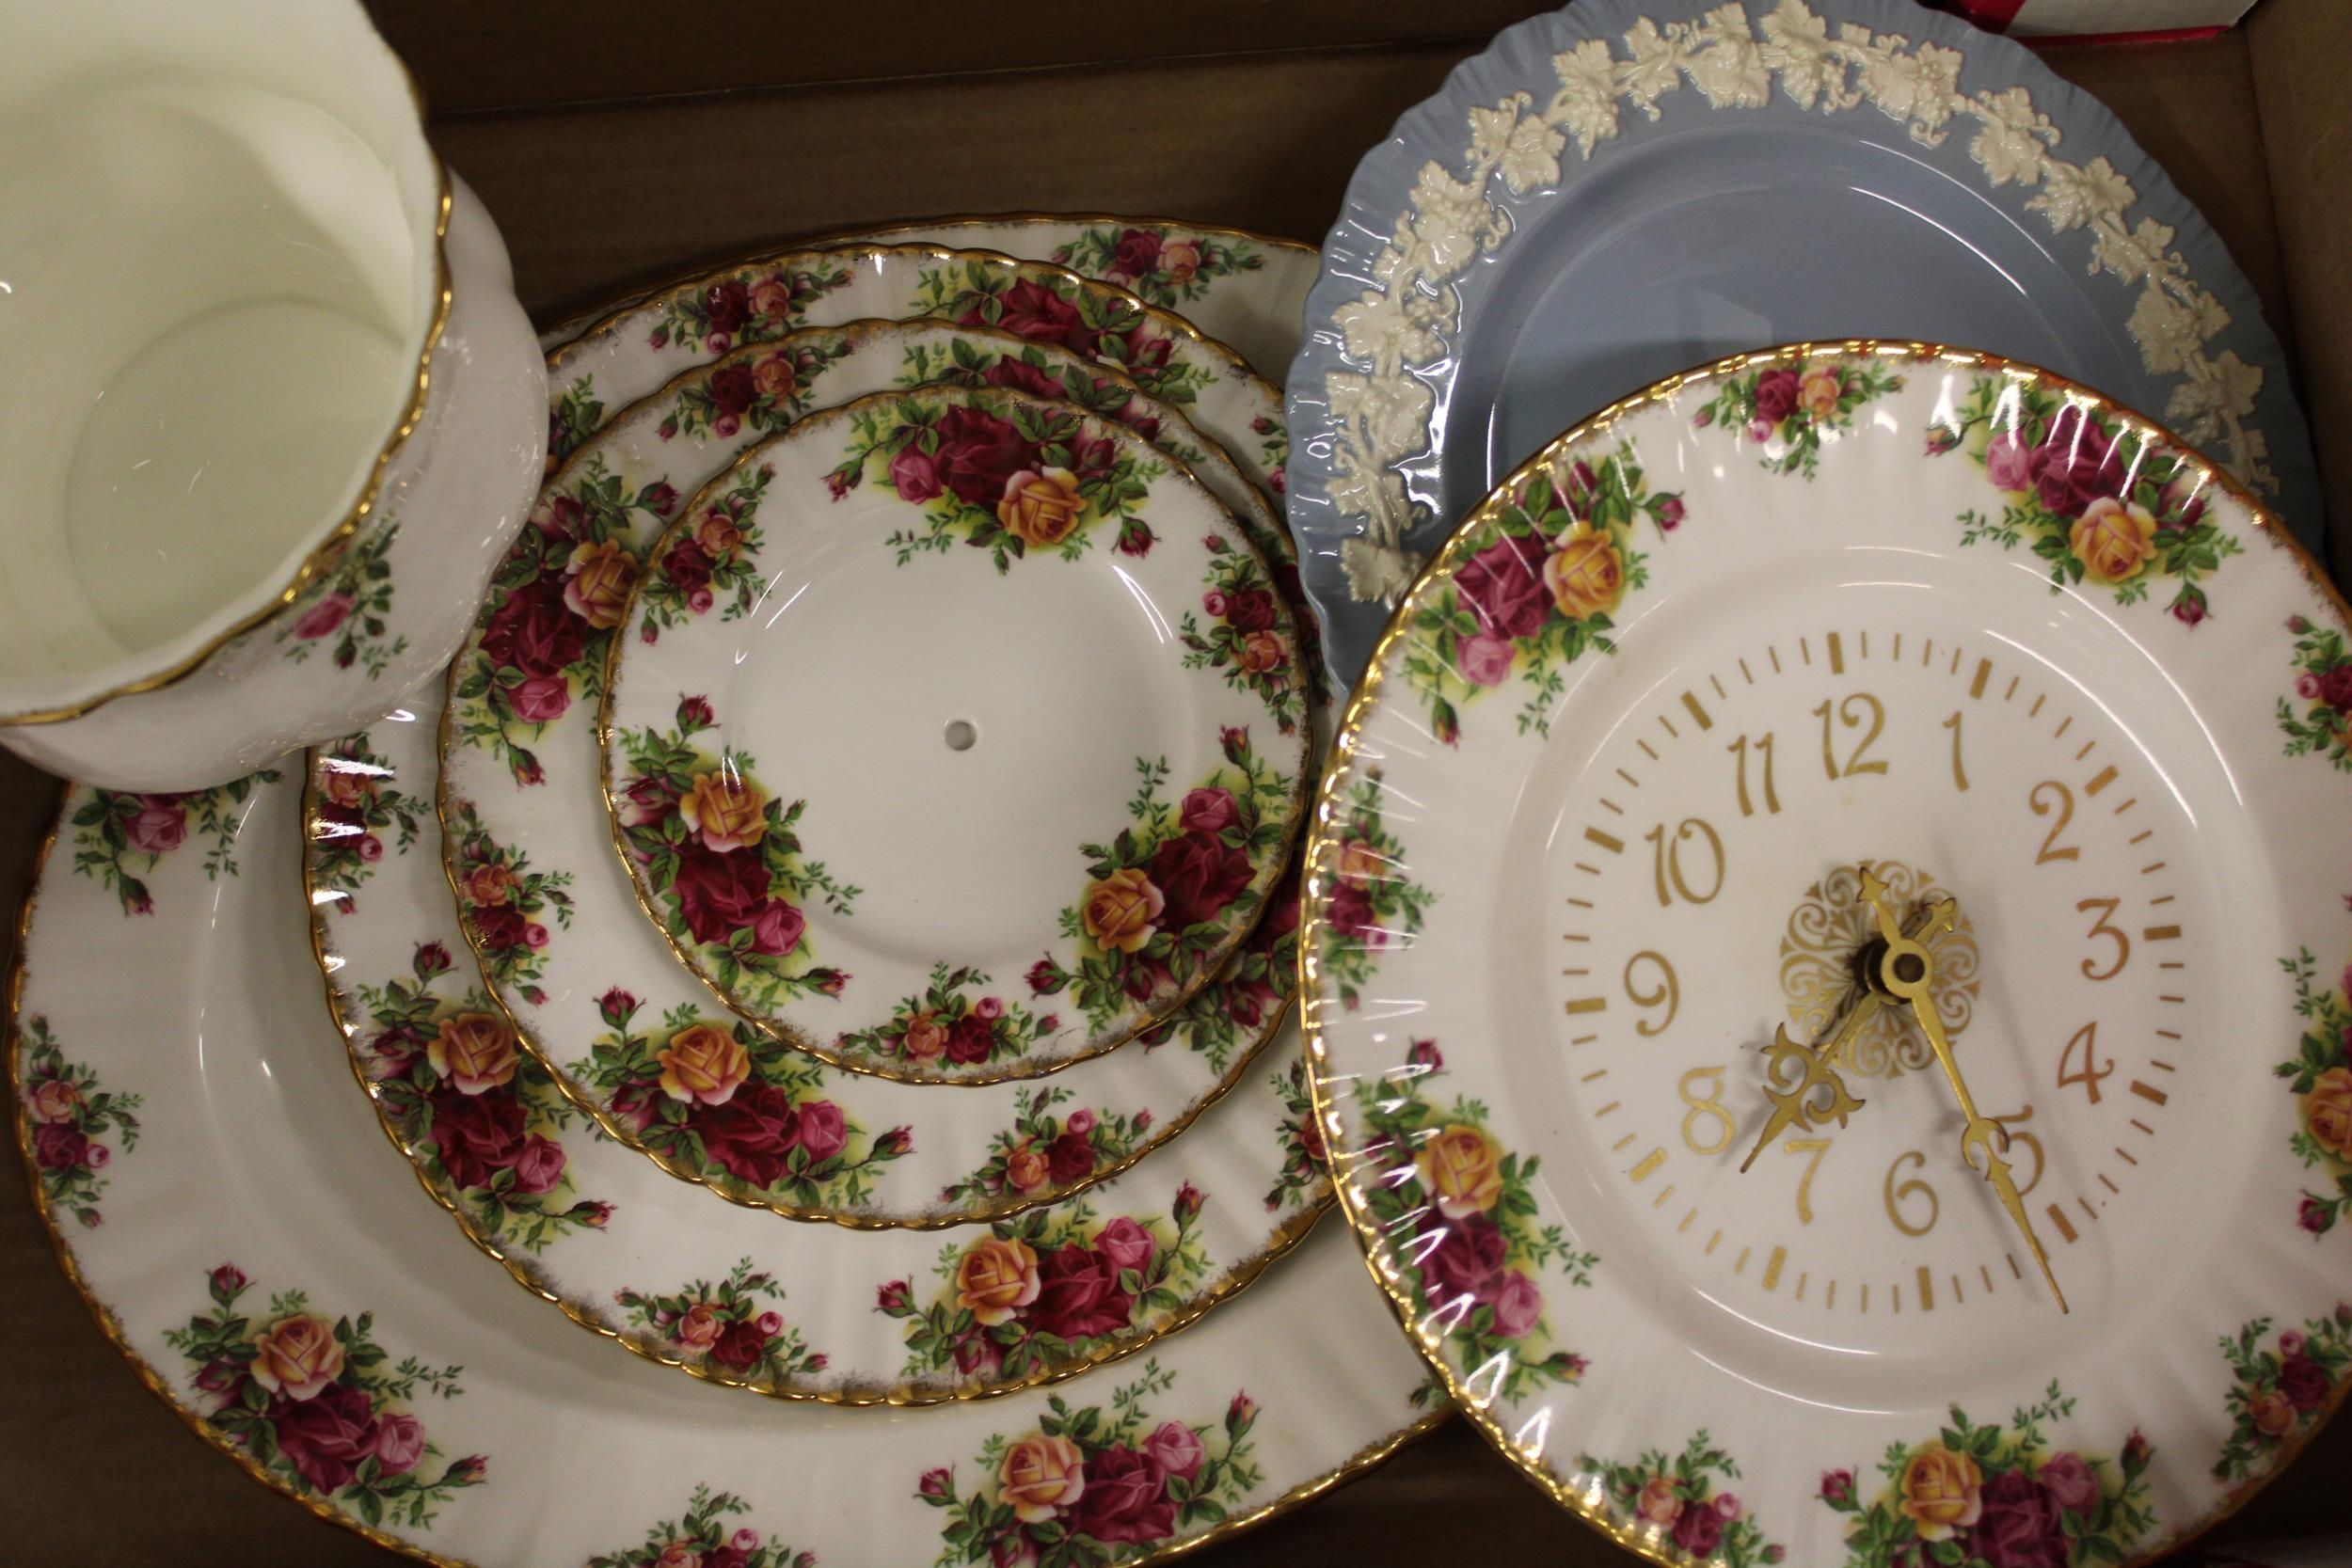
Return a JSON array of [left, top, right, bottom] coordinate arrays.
[[598, 386, 1310, 1083], [545, 244, 1287, 506], [9, 770, 1441, 1565], [311, 690, 1326, 1404], [1303, 343, 2352, 1568], [1285, 0, 2325, 685], [536, 216, 1319, 388]]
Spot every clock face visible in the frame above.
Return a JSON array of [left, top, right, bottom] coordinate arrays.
[[1304, 346, 2352, 1568]]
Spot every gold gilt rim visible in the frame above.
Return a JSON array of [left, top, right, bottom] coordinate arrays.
[[1298, 338, 2352, 1568], [538, 211, 1317, 351], [0, 53, 457, 731], [586, 386, 1312, 1086], [7, 786, 1434, 1562]]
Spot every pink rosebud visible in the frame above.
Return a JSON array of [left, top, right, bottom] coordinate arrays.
[[523, 923, 550, 950], [1025, 957, 1060, 995], [1203, 589, 1231, 618], [1655, 495, 1686, 531], [1036, 1015, 1059, 1034], [689, 586, 716, 614], [1065, 1109, 1096, 1135], [1203, 533, 1229, 551], [1924, 424, 1962, 456], [974, 996, 1004, 1022], [1713, 1493, 1741, 1520], [919, 1465, 953, 1499], [643, 483, 680, 515], [570, 1201, 615, 1227], [2281, 1329, 2309, 1357], [1748, 418, 1773, 441], [85, 1143, 111, 1169], [707, 331, 731, 353], [731, 1528, 762, 1553], [875, 1126, 914, 1157], [357, 834, 384, 863], [2301, 674, 2324, 700], [1820, 1469, 1854, 1505], [878, 1279, 911, 1313], [1406, 1039, 1443, 1072], [756, 1311, 786, 1338], [1132, 1106, 1149, 1131], [1228, 1390, 1256, 1428], [1175, 1182, 1204, 1223], [597, 988, 639, 1026], [2301, 1196, 2336, 1235], [210, 1264, 248, 1301], [450, 1455, 489, 1484], [414, 942, 453, 978], [2172, 591, 2208, 626], [677, 695, 715, 729], [714, 415, 739, 437], [1219, 725, 1249, 764]]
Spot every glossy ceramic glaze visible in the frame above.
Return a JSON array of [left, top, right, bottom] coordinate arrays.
[[1285, 0, 2324, 686], [0, 3, 546, 787], [1303, 344, 2351, 1568]]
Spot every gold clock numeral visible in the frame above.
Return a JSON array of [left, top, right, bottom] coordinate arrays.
[[2076, 897, 2131, 981], [1784, 1136, 1831, 1225], [1677, 1066, 1736, 1155], [1623, 950, 1679, 1036], [1942, 709, 1970, 792], [2057, 1021, 2114, 1103], [2029, 779, 2080, 863], [1883, 1149, 1941, 1237], [1644, 817, 1725, 907], [1813, 692, 1889, 780], [1990, 1106, 2046, 1196], [1727, 732, 1780, 816]]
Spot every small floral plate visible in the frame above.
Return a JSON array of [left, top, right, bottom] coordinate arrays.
[[310, 689, 1327, 1404], [1304, 343, 2351, 1568], [10, 764, 1441, 1564], [597, 386, 1310, 1083]]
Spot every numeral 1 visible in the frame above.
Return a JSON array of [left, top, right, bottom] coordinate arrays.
[[1942, 709, 1969, 792]]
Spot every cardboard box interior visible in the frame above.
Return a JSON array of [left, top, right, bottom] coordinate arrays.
[[2, 2, 2346, 1561]]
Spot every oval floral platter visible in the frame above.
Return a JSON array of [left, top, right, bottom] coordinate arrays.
[[1302, 342, 2352, 1568], [9, 765, 1443, 1565], [439, 309, 1323, 1216], [536, 215, 1320, 392], [1284, 0, 2326, 685], [596, 386, 1308, 1083], [312, 688, 1327, 1404]]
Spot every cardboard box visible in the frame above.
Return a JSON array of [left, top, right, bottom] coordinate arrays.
[[2, 2, 2346, 1561]]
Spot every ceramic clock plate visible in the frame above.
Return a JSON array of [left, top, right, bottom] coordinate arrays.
[[9, 770, 1441, 1566], [1303, 343, 2352, 1568], [1285, 0, 2326, 686], [596, 386, 1311, 1082]]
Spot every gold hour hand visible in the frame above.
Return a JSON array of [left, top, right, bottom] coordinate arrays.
[[1738, 994, 1874, 1173]]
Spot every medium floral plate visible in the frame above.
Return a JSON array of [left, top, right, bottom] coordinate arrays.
[[9, 769, 1441, 1565], [598, 386, 1311, 1082], [536, 216, 1319, 388], [310, 690, 1325, 1404], [1284, 0, 2325, 685], [1303, 342, 2352, 1568], [545, 244, 1287, 505]]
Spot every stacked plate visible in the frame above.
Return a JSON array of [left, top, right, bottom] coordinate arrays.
[[8, 219, 1442, 1566]]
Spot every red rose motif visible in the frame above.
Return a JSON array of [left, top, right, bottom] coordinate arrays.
[[510, 1133, 566, 1196], [696, 1082, 803, 1189], [1027, 1243, 1136, 1341], [1113, 228, 1165, 278], [2280, 1354, 2330, 1412], [1179, 787, 1237, 835], [427, 1085, 528, 1191], [1326, 882, 1378, 942], [671, 846, 773, 946], [945, 1013, 996, 1066], [1150, 831, 1252, 928], [750, 898, 806, 958], [794, 1098, 848, 1162], [2038, 1452, 2097, 1515], [471, 902, 528, 952], [2028, 406, 2128, 518], [1118, 325, 1173, 372], [664, 539, 714, 595], [2317, 665, 2352, 714], [707, 1318, 770, 1370], [271, 1380, 378, 1495], [31, 1122, 88, 1170], [706, 1549, 751, 1568], [1221, 587, 1279, 633], [1752, 369, 1800, 425], [1143, 1421, 1204, 1482], [1046, 1127, 1096, 1184], [1120, 954, 1174, 1006], [704, 280, 751, 334], [124, 796, 188, 855], [1454, 534, 1551, 641], [480, 576, 589, 678], [1418, 1213, 1507, 1304], [1069, 1445, 1176, 1545], [1227, 974, 1279, 1031], [931, 406, 1038, 508], [1965, 1471, 2069, 1568], [968, 278, 1090, 353], [509, 674, 571, 724], [1095, 1216, 1156, 1275], [1671, 1503, 1724, 1558], [294, 593, 355, 641], [984, 356, 1066, 400], [708, 364, 757, 418]]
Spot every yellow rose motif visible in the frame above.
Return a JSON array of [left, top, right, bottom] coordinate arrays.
[[247, 1313, 346, 1402], [426, 1012, 519, 1095], [2249, 1387, 2297, 1437], [901, 1012, 949, 1062], [695, 508, 745, 557], [463, 862, 516, 908], [674, 1302, 725, 1350], [1542, 525, 1624, 620], [1336, 838, 1388, 887], [2304, 1066, 2352, 1160], [1416, 1124, 1505, 1218], [998, 467, 1086, 548], [1237, 628, 1287, 673], [1898, 1441, 1984, 1541], [659, 1022, 753, 1106], [678, 770, 769, 852], [564, 539, 640, 629], [321, 768, 377, 809], [1635, 1474, 1684, 1526], [955, 1236, 1041, 1325], [1160, 240, 1202, 282], [999, 1433, 1088, 1523], [1081, 866, 1165, 955], [749, 352, 799, 404], [26, 1078, 79, 1124], [1796, 365, 1843, 420], [652, 1544, 701, 1568], [2068, 496, 2160, 583], [1004, 1141, 1051, 1192]]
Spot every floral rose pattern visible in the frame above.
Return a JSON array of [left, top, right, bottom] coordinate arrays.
[[445, 798, 574, 1004], [309, 735, 424, 903], [893, 333, 1208, 472], [919, 1362, 1260, 1568], [655, 335, 854, 446], [2276, 948, 2352, 1236], [1249, 413, 1287, 500], [1132, 860, 1298, 1073], [835, 964, 1055, 1074], [17, 1016, 141, 1228], [1931, 374, 2239, 625], [1263, 1055, 1327, 1214], [911, 261, 1213, 413], [1693, 356, 1905, 480], [275, 522, 407, 677], [1179, 530, 1307, 735], [1314, 768, 1434, 1012], [632, 463, 774, 638], [612, 695, 860, 1015], [615, 1258, 824, 1389], [568, 990, 910, 1210], [825, 388, 1166, 567], [549, 374, 607, 467], [1025, 734, 1292, 1036], [350, 942, 610, 1252], [1823, 1382, 2153, 1568], [1051, 224, 1265, 312], [937, 1085, 1149, 1212], [160, 1266, 485, 1528], [881, 1189, 1208, 1383], [587, 1483, 814, 1568], [2277, 618, 2352, 772], [1351, 1045, 1595, 1401], [2213, 1306, 2351, 1482], [644, 260, 856, 360], [1400, 444, 1681, 743], [69, 772, 278, 916], [1581, 1432, 1784, 1566]]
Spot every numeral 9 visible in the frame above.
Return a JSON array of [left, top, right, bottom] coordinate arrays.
[[1624, 950, 1678, 1036]]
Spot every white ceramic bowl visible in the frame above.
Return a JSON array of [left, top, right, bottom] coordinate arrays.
[[0, 0, 545, 791]]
